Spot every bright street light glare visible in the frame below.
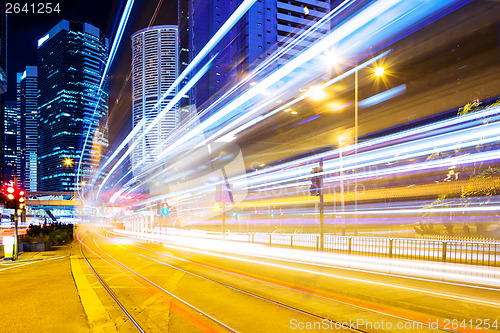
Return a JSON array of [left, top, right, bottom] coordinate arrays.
[[374, 66, 385, 77], [308, 85, 327, 101]]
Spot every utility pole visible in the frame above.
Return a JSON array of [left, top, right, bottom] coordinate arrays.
[[339, 136, 346, 236], [14, 176, 18, 260], [319, 158, 324, 251], [310, 161, 324, 250]]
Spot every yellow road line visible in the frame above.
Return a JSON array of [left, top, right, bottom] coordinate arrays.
[[70, 248, 118, 332]]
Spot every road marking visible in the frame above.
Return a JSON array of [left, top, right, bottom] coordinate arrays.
[[70, 252, 118, 332], [0, 261, 38, 271]]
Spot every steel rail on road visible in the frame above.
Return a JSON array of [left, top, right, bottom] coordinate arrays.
[[105, 230, 461, 333], [84, 233, 240, 333], [111, 241, 371, 333], [79, 243, 146, 333]]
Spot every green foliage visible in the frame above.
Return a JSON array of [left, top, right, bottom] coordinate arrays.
[[24, 223, 74, 249], [457, 101, 482, 116], [461, 167, 500, 198]]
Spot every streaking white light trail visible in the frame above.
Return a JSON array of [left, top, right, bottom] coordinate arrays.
[[117, 51, 391, 200], [100, 0, 475, 208], [95, 0, 258, 189], [112, 230, 500, 307], [96, 56, 217, 199], [78, 0, 136, 199]]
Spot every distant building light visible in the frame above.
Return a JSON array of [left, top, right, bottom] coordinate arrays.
[[21, 71, 27, 81], [38, 34, 50, 47]]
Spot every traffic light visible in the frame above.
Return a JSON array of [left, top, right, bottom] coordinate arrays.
[[161, 202, 169, 216], [3, 185, 25, 209], [157, 202, 169, 215], [310, 166, 323, 196], [18, 189, 26, 210], [4, 186, 16, 208]]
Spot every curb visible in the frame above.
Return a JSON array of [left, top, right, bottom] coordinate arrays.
[[70, 246, 118, 332]]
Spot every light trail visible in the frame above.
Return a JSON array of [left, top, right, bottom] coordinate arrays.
[[77, 0, 136, 198], [94, 0, 259, 195], [116, 102, 500, 213], [110, 230, 500, 308], [96, 56, 217, 199]]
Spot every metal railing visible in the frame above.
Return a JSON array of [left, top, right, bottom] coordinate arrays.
[[247, 233, 500, 267]]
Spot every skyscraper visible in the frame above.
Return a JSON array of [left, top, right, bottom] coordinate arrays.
[[0, 0, 7, 179], [4, 101, 18, 181], [131, 26, 179, 172], [37, 20, 109, 192], [17, 66, 38, 191], [179, 0, 330, 108]]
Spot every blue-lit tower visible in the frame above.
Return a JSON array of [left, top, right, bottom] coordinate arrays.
[[37, 20, 109, 192], [17, 67, 38, 191], [4, 101, 18, 181], [0, 0, 7, 179]]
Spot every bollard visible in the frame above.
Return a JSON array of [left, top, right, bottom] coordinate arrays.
[[442, 242, 447, 262], [3, 236, 15, 260], [389, 239, 393, 258]]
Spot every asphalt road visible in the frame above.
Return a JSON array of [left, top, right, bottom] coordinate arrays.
[[76, 225, 500, 333], [0, 245, 89, 333]]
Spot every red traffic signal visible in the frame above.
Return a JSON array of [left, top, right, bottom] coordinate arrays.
[[6, 186, 15, 200], [3, 185, 26, 209]]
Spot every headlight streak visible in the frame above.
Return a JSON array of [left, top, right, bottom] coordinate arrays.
[[102, 0, 470, 204], [119, 106, 500, 216], [94, 0, 259, 197], [122, 236, 500, 296], [77, 0, 136, 199], [239, 113, 500, 192], [113, 230, 500, 307], [114, 52, 392, 205], [96, 56, 217, 199], [228, 102, 500, 193], [109, 238, 442, 329], [175, 0, 406, 152], [98, 0, 484, 222]]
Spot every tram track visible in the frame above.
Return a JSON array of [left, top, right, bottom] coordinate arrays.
[[100, 230, 462, 333]]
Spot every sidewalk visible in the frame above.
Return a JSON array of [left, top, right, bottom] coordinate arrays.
[[0, 243, 90, 332]]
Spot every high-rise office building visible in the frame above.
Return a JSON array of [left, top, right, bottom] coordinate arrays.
[[131, 26, 179, 172], [179, 0, 330, 108], [37, 20, 109, 191], [17, 67, 38, 191], [0, 0, 7, 179], [4, 101, 18, 181]]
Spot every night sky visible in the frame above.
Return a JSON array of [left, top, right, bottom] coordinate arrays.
[[6, 0, 178, 148]]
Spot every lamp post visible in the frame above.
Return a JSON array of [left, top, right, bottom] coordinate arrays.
[[354, 65, 385, 236], [339, 135, 346, 236]]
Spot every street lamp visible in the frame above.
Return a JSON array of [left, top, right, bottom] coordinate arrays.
[[64, 158, 73, 167]]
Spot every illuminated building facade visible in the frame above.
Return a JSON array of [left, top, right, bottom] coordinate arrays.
[[179, 0, 330, 108], [4, 101, 18, 181], [0, 0, 7, 178], [17, 66, 38, 191], [37, 20, 109, 191], [131, 26, 179, 172]]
